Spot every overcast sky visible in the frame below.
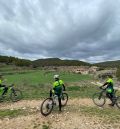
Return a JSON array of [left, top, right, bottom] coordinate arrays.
[[0, 0, 120, 63]]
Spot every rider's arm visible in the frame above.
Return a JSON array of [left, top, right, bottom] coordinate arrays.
[[62, 84, 66, 91], [52, 82, 56, 93], [102, 82, 109, 87], [60, 80, 66, 91]]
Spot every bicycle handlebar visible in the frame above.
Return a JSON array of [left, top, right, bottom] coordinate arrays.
[[99, 87, 118, 94], [99, 86, 106, 90], [8, 84, 14, 87]]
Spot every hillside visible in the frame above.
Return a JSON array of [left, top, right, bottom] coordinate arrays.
[[95, 60, 120, 68], [1, 55, 120, 68], [33, 58, 90, 67], [0, 55, 90, 67], [0, 55, 31, 67]]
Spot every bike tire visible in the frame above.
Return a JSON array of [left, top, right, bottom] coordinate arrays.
[[10, 89, 22, 102], [0, 96, 3, 102], [40, 98, 54, 116], [116, 96, 120, 109], [92, 92, 106, 107], [61, 93, 68, 106]]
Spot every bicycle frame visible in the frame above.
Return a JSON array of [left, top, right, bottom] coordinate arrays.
[[0, 85, 13, 96], [99, 87, 117, 99]]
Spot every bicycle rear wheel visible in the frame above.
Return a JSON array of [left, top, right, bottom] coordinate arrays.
[[92, 92, 106, 107], [40, 98, 54, 116], [116, 96, 120, 109], [0, 96, 4, 102], [61, 93, 68, 106], [10, 89, 22, 102]]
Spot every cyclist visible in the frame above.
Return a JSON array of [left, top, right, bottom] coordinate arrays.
[[49, 75, 66, 111], [101, 75, 115, 106], [0, 74, 8, 97]]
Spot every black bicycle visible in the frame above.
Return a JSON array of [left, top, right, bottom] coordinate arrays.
[[0, 84, 22, 102], [40, 92, 68, 116], [92, 87, 120, 108]]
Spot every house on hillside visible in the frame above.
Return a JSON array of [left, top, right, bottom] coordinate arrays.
[[73, 67, 89, 74], [89, 66, 99, 74]]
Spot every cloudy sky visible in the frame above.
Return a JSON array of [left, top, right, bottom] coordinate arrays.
[[0, 0, 120, 63]]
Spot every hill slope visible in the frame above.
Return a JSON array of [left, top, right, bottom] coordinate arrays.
[[33, 58, 90, 67], [95, 60, 120, 67], [0, 55, 90, 67]]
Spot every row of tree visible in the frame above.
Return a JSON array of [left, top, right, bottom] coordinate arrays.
[[32, 58, 90, 67], [0, 56, 90, 67], [95, 60, 120, 68], [0, 56, 31, 67]]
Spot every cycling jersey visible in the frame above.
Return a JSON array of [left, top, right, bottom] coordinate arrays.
[[53, 80, 64, 88], [53, 80, 64, 96], [106, 78, 114, 93]]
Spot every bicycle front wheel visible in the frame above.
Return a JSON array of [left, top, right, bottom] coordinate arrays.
[[0, 96, 4, 102], [92, 93, 106, 107], [40, 98, 54, 116], [61, 93, 68, 106], [116, 96, 120, 109], [10, 89, 22, 102]]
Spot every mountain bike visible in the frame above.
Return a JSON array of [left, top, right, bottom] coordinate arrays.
[[0, 84, 22, 102], [92, 87, 120, 108], [40, 92, 68, 116]]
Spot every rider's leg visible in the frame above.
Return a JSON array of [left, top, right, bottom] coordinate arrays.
[[2, 86, 8, 96], [50, 89, 52, 97], [58, 96, 62, 111], [110, 93, 116, 106], [106, 92, 111, 99], [107, 92, 115, 106]]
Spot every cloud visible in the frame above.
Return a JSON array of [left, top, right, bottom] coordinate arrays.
[[0, 0, 120, 63]]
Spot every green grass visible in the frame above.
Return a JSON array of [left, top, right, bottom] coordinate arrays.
[[67, 85, 98, 98], [80, 106, 120, 123], [0, 107, 40, 118], [2, 69, 120, 99], [42, 124, 50, 129], [5, 70, 92, 85], [0, 70, 93, 99], [0, 65, 14, 72], [0, 109, 30, 118]]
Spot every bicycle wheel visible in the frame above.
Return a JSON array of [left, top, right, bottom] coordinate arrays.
[[10, 89, 22, 102], [61, 93, 68, 106], [40, 98, 54, 116], [92, 92, 106, 107], [0, 96, 4, 102], [116, 96, 120, 109]]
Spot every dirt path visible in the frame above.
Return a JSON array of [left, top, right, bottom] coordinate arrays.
[[0, 98, 94, 110], [0, 112, 118, 129], [0, 99, 119, 129]]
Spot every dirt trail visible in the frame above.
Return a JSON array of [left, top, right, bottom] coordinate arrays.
[[0, 99, 119, 129], [0, 98, 94, 110], [0, 112, 118, 129]]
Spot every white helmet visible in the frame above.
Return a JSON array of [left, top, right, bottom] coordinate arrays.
[[54, 74, 59, 79]]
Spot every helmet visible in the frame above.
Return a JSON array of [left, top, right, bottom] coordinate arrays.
[[54, 75, 59, 79]]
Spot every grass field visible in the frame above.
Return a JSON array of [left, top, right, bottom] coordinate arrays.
[[0, 70, 95, 99], [1, 69, 120, 99]]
